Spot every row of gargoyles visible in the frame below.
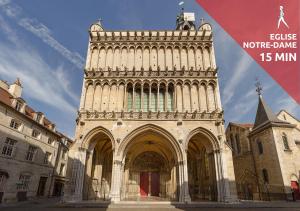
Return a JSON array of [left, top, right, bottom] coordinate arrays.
[[85, 65, 218, 77]]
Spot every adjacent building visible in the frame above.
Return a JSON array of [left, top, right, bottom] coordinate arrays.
[[65, 11, 237, 203], [226, 95, 300, 201], [0, 79, 72, 203]]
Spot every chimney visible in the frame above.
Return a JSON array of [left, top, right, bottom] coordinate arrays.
[[9, 78, 23, 98]]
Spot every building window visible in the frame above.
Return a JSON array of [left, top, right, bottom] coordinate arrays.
[[2, 138, 17, 157], [15, 101, 23, 111], [59, 163, 65, 176], [62, 149, 67, 160], [143, 87, 150, 111], [257, 140, 263, 154], [135, 87, 141, 111], [167, 86, 174, 111], [262, 169, 269, 183], [150, 87, 157, 111], [17, 174, 31, 190], [282, 133, 290, 150], [32, 129, 40, 139], [36, 113, 41, 122], [48, 137, 54, 145], [236, 134, 241, 154], [44, 152, 52, 164], [158, 86, 165, 111], [25, 145, 37, 161], [10, 119, 21, 130], [127, 86, 133, 111]]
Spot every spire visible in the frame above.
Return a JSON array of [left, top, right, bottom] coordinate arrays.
[[253, 95, 286, 129]]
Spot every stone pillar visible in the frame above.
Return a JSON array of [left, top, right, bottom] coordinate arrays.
[[157, 84, 160, 111], [141, 84, 144, 111], [181, 151, 191, 202], [110, 158, 122, 202], [216, 147, 237, 202], [165, 84, 168, 111], [65, 147, 87, 202], [83, 150, 93, 200], [124, 84, 127, 111], [132, 85, 135, 111], [149, 85, 152, 111]]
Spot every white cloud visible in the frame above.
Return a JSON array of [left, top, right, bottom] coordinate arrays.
[[0, 14, 19, 44], [222, 52, 253, 106], [0, 1, 84, 69], [0, 43, 78, 114], [0, 16, 78, 114]]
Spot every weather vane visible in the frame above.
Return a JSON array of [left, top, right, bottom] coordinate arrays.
[[255, 78, 263, 96], [179, 1, 184, 11]]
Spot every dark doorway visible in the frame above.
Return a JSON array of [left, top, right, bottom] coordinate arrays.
[[53, 180, 64, 196], [140, 172, 149, 196], [37, 177, 48, 196], [291, 181, 300, 200], [17, 191, 27, 201], [151, 172, 160, 196], [0, 192, 3, 203]]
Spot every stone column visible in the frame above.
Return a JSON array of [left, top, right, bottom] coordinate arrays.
[[110, 158, 122, 202], [181, 150, 191, 202], [141, 84, 144, 111], [157, 84, 160, 111], [216, 147, 237, 202], [149, 84, 152, 111], [124, 84, 127, 111], [132, 85, 135, 111], [83, 150, 93, 200], [165, 84, 168, 111], [66, 147, 87, 202]]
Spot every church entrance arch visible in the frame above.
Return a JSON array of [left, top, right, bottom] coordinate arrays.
[[119, 125, 181, 201], [186, 128, 219, 201], [82, 128, 114, 201]]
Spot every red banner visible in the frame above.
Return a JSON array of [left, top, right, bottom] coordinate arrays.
[[196, 0, 300, 104]]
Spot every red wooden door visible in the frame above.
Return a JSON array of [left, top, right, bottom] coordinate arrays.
[[291, 181, 300, 200], [151, 172, 160, 196], [140, 172, 149, 196]]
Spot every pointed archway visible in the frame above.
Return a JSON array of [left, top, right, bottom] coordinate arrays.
[[186, 128, 220, 201]]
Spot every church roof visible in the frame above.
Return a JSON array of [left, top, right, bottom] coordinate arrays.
[[253, 95, 289, 129]]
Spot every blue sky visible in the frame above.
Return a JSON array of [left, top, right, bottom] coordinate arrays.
[[0, 0, 299, 138]]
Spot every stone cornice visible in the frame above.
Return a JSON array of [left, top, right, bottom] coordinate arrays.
[[84, 68, 218, 79], [249, 121, 296, 137], [89, 30, 213, 42], [77, 110, 224, 121]]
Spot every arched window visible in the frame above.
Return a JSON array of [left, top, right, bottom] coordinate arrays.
[[158, 84, 166, 111], [262, 169, 269, 183], [127, 85, 133, 111], [282, 133, 290, 150], [143, 84, 150, 112], [167, 84, 174, 111], [150, 84, 158, 111], [257, 140, 263, 154], [135, 84, 142, 111]]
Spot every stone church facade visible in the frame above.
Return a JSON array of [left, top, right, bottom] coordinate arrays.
[[226, 95, 300, 201], [65, 12, 237, 203]]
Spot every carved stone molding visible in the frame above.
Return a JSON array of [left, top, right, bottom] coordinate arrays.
[[80, 110, 224, 121], [85, 69, 218, 79]]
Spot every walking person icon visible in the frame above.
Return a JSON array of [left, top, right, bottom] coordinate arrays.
[[277, 6, 289, 29]]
